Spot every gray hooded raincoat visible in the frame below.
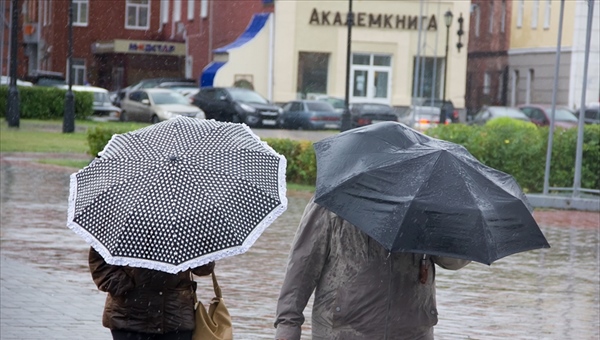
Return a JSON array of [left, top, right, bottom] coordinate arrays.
[[274, 200, 470, 340]]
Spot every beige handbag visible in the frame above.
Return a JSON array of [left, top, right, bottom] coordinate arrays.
[[192, 272, 233, 340]]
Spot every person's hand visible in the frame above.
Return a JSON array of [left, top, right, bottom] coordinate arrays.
[[192, 261, 215, 276]]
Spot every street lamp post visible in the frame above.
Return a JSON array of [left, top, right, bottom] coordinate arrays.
[[340, 0, 353, 132], [440, 10, 453, 125], [7, 0, 20, 128], [63, 0, 75, 133]]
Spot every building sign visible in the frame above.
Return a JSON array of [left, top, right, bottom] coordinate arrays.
[[128, 42, 176, 54], [91, 39, 186, 56], [309, 8, 438, 31]]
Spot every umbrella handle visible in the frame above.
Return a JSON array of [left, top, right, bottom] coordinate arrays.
[[419, 255, 430, 284]]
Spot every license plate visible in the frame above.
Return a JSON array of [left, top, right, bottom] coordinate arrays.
[[262, 119, 277, 126], [261, 111, 279, 116], [324, 123, 339, 129], [372, 120, 389, 124]]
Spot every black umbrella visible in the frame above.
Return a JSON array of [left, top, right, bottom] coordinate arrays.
[[313, 122, 550, 265], [67, 117, 287, 273]]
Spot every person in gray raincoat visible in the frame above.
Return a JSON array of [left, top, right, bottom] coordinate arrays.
[[274, 199, 470, 340]]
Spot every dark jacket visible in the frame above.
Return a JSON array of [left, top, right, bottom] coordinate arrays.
[[89, 247, 214, 334], [274, 200, 470, 340]]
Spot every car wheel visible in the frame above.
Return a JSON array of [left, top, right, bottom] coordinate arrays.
[[120, 111, 128, 122], [151, 115, 160, 124]]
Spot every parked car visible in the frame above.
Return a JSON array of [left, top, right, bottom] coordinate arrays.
[[469, 106, 532, 125], [24, 71, 66, 87], [349, 103, 398, 128], [416, 98, 458, 123], [308, 94, 346, 113], [279, 100, 341, 130], [120, 88, 205, 123], [157, 82, 199, 96], [518, 104, 578, 128], [576, 104, 600, 124], [58, 85, 122, 121], [398, 106, 444, 131], [189, 87, 282, 128], [1, 75, 33, 87], [114, 78, 196, 107]]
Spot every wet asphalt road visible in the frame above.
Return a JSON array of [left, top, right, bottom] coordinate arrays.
[[1, 128, 599, 339]]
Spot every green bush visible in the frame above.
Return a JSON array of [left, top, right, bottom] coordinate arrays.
[[87, 125, 142, 156], [86, 120, 599, 192], [263, 138, 317, 185], [1, 86, 92, 119], [427, 118, 600, 192]]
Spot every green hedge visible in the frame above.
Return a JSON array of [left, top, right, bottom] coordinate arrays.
[[426, 118, 600, 192], [86, 119, 600, 193], [0, 86, 93, 119]]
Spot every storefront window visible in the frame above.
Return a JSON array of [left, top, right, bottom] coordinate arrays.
[[351, 53, 392, 103], [297, 52, 329, 98], [412, 56, 443, 100]]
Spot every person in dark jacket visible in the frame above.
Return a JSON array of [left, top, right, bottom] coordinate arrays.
[[89, 247, 215, 340]]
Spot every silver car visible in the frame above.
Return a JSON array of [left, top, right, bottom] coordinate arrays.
[[120, 88, 206, 123], [398, 106, 444, 131]]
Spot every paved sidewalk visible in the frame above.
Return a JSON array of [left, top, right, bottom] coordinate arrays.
[[0, 256, 110, 339]]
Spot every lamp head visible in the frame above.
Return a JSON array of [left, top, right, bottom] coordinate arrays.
[[444, 10, 453, 28]]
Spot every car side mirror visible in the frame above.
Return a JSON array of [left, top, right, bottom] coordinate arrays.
[[141, 99, 150, 105]]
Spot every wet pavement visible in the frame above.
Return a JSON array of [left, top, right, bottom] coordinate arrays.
[[1, 154, 599, 339]]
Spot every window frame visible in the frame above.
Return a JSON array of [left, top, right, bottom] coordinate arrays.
[[488, 1, 494, 34], [188, 0, 195, 20], [531, 0, 540, 29], [543, 0, 551, 29], [517, 0, 524, 28], [125, 0, 150, 30], [73, 0, 89, 27]]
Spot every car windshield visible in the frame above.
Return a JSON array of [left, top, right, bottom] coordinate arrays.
[[490, 107, 528, 118], [150, 91, 189, 105], [37, 78, 66, 86], [553, 108, 578, 122], [228, 88, 269, 104], [323, 98, 345, 109], [307, 102, 335, 111], [93, 92, 110, 104]]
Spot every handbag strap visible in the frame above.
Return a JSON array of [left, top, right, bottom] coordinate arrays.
[[190, 271, 222, 299], [211, 272, 222, 299]]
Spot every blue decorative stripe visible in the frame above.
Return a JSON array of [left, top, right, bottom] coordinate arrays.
[[214, 13, 270, 53], [200, 61, 226, 87]]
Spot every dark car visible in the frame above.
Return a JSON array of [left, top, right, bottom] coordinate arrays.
[[24, 71, 66, 87], [189, 87, 282, 128], [349, 103, 398, 128], [279, 100, 341, 130], [470, 106, 531, 125], [519, 104, 578, 128], [576, 105, 600, 124]]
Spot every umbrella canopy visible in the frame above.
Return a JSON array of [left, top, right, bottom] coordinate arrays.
[[67, 117, 287, 273], [313, 122, 549, 265]]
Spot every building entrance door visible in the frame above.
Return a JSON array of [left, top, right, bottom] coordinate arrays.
[[350, 53, 392, 104]]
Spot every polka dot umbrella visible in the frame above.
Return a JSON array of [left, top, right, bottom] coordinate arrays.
[[67, 117, 287, 273]]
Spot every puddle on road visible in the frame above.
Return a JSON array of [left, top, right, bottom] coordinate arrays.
[[1, 159, 598, 339]]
